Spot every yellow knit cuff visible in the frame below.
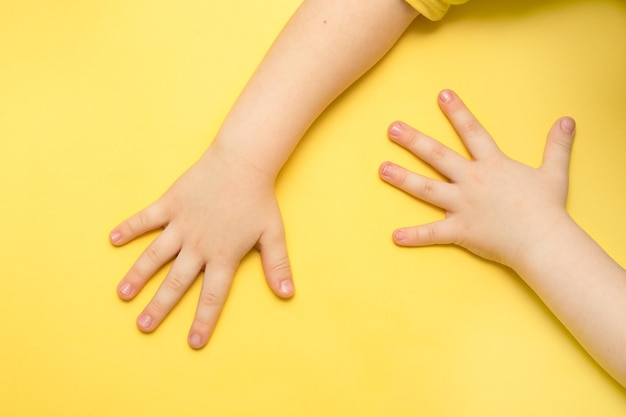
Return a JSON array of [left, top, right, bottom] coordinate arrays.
[[404, 0, 467, 21]]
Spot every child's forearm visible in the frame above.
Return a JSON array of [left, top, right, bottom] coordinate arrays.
[[211, 0, 418, 178], [512, 214, 626, 385]]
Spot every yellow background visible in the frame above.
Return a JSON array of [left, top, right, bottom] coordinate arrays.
[[1, 0, 625, 415]]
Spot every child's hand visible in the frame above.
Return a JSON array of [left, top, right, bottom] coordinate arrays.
[[110, 145, 295, 349], [379, 89, 576, 269]]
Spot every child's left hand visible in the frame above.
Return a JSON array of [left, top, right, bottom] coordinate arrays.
[[379, 89, 575, 269]]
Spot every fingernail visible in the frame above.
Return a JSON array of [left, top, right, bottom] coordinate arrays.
[[394, 230, 406, 243], [439, 89, 453, 103], [389, 123, 403, 139], [380, 163, 394, 178], [189, 333, 202, 348], [138, 314, 152, 329], [119, 282, 132, 297], [279, 280, 294, 296], [560, 117, 575, 134], [110, 231, 122, 243]]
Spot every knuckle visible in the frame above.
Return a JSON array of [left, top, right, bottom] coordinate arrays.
[[551, 136, 573, 153], [430, 142, 447, 161], [426, 226, 437, 244], [418, 225, 437, 244], [268, 256, 292, 277], [127, 265, 146, 283], [148, 300, 168, 316], [396, 169, 409, 188], [199, 291, 222, 309], [459, 118, 482, 135], [146, 246, 160, 265], [406, 131, 420, 147], [164, 273, 187, 294], [138, 209, 152, 229], [406, 130, 427, 151], [193, 316, 213, 329], [419, 178, 435, 198]]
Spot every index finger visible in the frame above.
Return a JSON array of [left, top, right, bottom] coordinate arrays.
[[438, 90, 500, 159], [110, 201, 169, 245]]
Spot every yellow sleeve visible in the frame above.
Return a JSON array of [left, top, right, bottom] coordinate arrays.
[[404, 0, 468, 21]]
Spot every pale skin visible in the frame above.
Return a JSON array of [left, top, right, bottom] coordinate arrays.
[[379, 89, 626, 387], [108, 0, 626, 387], [109, 0, 419, 349]]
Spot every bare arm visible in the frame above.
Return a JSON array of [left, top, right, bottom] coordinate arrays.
[[110, 0, 418, 348], [214, 0, 419, 176], [381, 89, 626, 386], [512, 204, 626, 386]]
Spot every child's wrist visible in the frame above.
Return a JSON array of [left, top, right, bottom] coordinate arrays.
[[201, 140, 278, 186], [506, 210, 574, 277]]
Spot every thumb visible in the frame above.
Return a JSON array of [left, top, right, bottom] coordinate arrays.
[[541, 116, 576, 176], [257, 223, 295, 299]]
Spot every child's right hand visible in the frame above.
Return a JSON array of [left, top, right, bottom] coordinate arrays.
[[110, 144, 295, 349]]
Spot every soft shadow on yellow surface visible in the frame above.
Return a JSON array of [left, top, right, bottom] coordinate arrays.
[[1, 0, 625, 416]]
